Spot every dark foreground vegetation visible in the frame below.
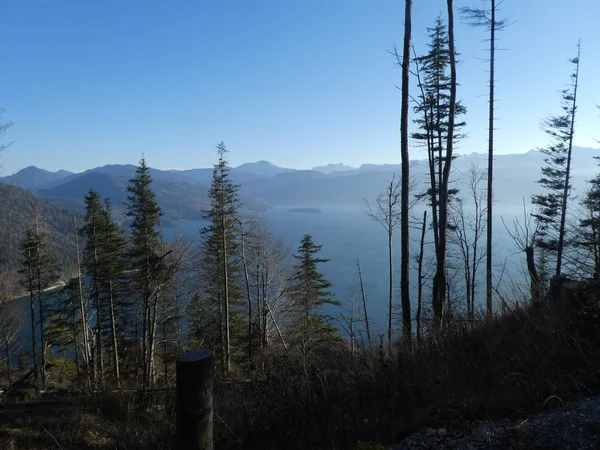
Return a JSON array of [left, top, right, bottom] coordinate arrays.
[[1, 277, 599, 449]]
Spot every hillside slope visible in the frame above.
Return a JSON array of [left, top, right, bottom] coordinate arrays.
[[0, 183, 78, 294]]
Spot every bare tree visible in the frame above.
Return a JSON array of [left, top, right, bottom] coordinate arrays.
[[502, 200, 542, 303], [245, 219, 294, 370], [461, 0, 509, 322], [363, 176, 400, 349], [449, 166, 486, 320], [400, 0, 413, 345]]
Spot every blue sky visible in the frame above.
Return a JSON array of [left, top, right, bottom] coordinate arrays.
[[1, 0, 599, 174]]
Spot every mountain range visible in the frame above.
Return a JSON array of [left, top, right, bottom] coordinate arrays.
[[2, 147, 600, 222]]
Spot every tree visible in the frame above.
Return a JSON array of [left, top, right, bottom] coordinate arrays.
[[99, 198, 127, 386], [413, 12, 465, 328], [400, 0, 413, 345], [532, 42, 581, 276], [125, 158, 164, 387], [355, 259, 371, 348], [578, 164, 600, 278], [461, 0, 509, 322], [18, 208, 61, 388], [81, 189, 106, 386], [18, 229, 39, 383], [289, 234, 338, 357], [244, 219, 293, 369], [448, 166, 486, 320], [363, 176, 400, 349], [199, 142, 242, 376], [0, 296, 23, 385], [502, 200, 542, 303], [73, 214, 91, 388], [414, 210, 427, 344]]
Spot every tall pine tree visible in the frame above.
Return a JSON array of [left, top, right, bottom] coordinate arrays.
[[125, 158, 164, 387], [198, 142, 242, 376], [532, 42, 581, 276], [18, 208, 60, 388], [289, 234, 338, 357]]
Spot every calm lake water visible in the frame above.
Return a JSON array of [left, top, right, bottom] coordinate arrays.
[[162, 204, 523, 333], [13, 204, 524, 359]]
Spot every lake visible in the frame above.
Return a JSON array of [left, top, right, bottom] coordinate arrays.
[[162, 204, 524, 334]]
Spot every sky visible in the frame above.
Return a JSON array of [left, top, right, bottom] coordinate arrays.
[[1, 0, 599, 174]]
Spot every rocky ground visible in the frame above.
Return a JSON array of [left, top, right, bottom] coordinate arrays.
[[392, 396, 600, 449]]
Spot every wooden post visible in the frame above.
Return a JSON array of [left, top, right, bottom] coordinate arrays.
[[176, 349, 214, 450]]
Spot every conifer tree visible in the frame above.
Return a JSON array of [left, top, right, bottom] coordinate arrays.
[[82, 189, 106, 386], [289, 234, 338, 356], [413, 12, 465, 327], [199, 142, 242, 376], [532, 42, 581, 276], [578, 164, 600, 278], [18, 229, 39, 382], [125, 158, 164, 387], [18, 208, 60, 387], [100, 198, 126, 386]]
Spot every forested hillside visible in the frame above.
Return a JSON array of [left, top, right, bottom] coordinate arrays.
[[0, 183, 78, 293]]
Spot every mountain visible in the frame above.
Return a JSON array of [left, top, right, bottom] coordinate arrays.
[[1, 166, 74, 190], [7, 146, 600, 218], [37, 172, 212, 221], [36, 170, 268, 222], [0, 183, 79, 296], [234, 160, 295, 177], [312, 163, 356, 174]]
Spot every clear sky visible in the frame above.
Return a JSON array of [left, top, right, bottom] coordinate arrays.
[[1, 0, 599, 174]]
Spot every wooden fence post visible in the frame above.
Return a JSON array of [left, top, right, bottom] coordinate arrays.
[[176, 349, 214, 450]]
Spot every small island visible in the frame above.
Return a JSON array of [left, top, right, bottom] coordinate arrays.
[[289, 207, 322, 214]]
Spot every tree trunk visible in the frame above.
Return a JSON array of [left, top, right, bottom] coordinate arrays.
[[108, 276, 120, 387], [356, 259, 371, 347], [526, 245, 540, 303], [74, 215, 91, 389], [400, 0, 413, 345], [34, 217, 47, 389], [92, 222, 104, 387], [485, 0, 496, 322], [27, 249, 38, 384], [434, 0, 457, 331], [239, 221, 253, 369], [221, 210, 231, 376], [416, 211, 427, 345]]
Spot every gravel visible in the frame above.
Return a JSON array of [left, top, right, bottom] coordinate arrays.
[[392, 396, 600, 449]]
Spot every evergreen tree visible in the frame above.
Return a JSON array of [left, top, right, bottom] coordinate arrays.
[[124, 158, 164, 387], [532, 42, 581, 276], [18, 229, 39, 382], [99, 198, 127, 386], [412, 13, 465, 327], [199, 142, 242, 375], [18, 209, 60, 387], [578, 166, 600, 278], [81, 189, 106, 386], [289, 234, 338, 356]]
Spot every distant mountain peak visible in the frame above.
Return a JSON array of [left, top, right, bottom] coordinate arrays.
[[1, 166, 74, 190], [312, 163, 356, 174], [234, 161, 295, 177]]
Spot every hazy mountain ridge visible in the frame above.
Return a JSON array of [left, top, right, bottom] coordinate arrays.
[[4, 147, 599, 215]]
